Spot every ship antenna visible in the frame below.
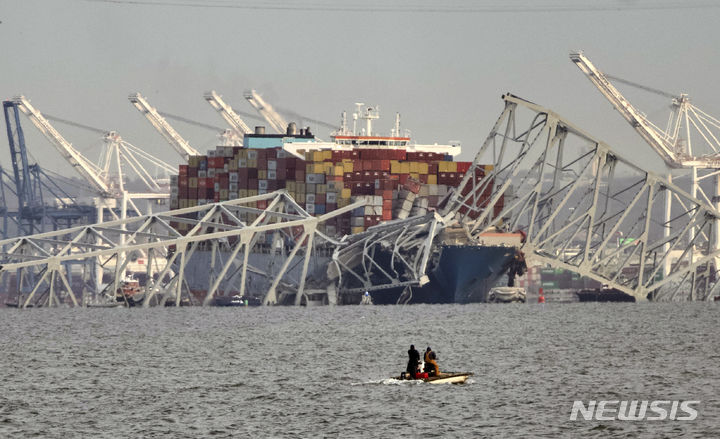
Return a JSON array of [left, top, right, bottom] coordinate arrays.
[[394, 112, 401, 137]]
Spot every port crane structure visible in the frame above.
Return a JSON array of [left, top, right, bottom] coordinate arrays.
[[244, 89, 288, 134], [570, 51, 720, 270], [13, 95, 174, 220], [204, 90, 252, 139], [129, 93, 201, 160]]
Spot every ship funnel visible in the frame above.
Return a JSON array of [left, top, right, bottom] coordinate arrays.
[[255, 126, 266, 135], [287, 122, 297, 135]]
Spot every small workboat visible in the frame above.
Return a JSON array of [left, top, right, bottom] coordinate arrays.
[[396, 371, 473, 384]]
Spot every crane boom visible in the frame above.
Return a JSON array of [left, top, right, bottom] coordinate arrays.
[[569, 51, 681, 167], [204, 90, 252, 137], [13, 96, 111, 195], [128, 93, 199, 160], [243, 90, 288, 134]]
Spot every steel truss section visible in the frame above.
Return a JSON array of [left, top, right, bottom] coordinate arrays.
[[0, 191, 363, 308], [445, 94, 720, 301], [329, 212, 441, 301]]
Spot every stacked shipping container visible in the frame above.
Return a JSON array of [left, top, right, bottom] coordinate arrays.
[[169, 145, 502, 236]]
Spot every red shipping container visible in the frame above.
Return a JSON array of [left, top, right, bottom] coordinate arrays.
[[178, 175, 189, 187], [380, 160, 390, 171], [399, 174, 409, 184], [383, 199, 393, 210], [419, 174, 428, 184], [326, 202, 337, 212], [276, 167, 287, 180], [404, 178, 421, 194], [187, 167, 198, 177], [258, 158, 268, 170], [179, 165, 188, 176], [332, 150, 343, 161], [248, 179, 258, 189], [248, 168, 258, 179], [178, 187, 188, 198], [266, 149, 277, 159], [457, 162, 472, 173], [316, 193, 326, 204], [372, 160, 382, 170], [189, 188, 198, 199], [214, 193, 220, 202], [382, 190, 393, 200], [382, 210, 392, 221]]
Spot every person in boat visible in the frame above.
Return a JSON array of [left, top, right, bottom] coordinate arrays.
[[407, 345, 420, 376], [424, 347, 439, 376]]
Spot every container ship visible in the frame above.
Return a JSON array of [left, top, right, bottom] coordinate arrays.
[[167, 104, 518, 304]]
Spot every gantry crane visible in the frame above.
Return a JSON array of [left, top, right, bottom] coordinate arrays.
[[244, 89, 288, 134], [128, 93, 200, 160], [570, 51, 720, 270], [13, 95, 175, 219], [204, 90, 252, 141]]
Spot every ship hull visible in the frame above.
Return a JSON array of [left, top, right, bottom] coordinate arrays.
[[370, 244, 518, 305]]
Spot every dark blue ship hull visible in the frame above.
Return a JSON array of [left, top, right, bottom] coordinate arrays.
[[370, 244, 518, 304]]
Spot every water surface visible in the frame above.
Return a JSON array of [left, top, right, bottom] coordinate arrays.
[[1, 303, 718, 437]]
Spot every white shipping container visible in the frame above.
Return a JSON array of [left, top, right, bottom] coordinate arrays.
[[305, 202, 315, 213], [268, 160, 277, 170], [268, 170, 277, 180], [198, 170, 207, 178], [326, 192, 337, 203], [229, 172, 239, 182], [258, 180, 268, 190], [306, 193, 316, 204]]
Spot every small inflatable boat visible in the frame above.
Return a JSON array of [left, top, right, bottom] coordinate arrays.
[[396, 371, 473, 384]]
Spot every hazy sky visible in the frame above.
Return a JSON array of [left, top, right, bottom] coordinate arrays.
[[1, 0, 719, 185]]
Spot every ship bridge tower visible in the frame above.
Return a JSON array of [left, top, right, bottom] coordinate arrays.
[[354, 103, 380, 135]]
